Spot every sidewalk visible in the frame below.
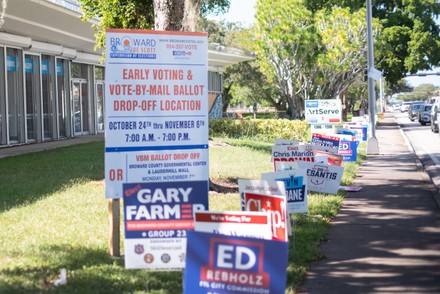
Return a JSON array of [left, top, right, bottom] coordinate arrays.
[[301, 113, 440, 293], [0, 134, 104, 159]]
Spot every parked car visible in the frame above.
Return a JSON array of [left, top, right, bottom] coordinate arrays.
[[392, 103, 401, 112], [400, 101, 411, 112], [408, 102, 424, 121], [431, 99, 440, 133], [418, 104, 432, 125]]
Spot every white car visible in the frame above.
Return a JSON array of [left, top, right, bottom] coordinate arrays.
[[400, 102, 411, 112]]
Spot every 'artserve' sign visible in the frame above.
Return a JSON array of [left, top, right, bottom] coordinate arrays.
[[305, 99, 342, 124]]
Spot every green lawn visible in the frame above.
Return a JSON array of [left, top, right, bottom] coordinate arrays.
[[0, 140, 365, 293]]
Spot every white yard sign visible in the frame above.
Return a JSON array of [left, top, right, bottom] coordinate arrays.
[[305, 99, 342, 124], [104, 29, 209, 199], [104, 29, 209, 269]]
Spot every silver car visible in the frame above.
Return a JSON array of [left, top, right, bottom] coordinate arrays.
[[408, 102, 424, 121], [418, 104, 432, 125]]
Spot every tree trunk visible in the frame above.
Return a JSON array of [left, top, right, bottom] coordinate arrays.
[[154, 0, 201, 31], [222, 86, 231, 113], [0, 0, 7, 27], [340, 91, 348, 122]]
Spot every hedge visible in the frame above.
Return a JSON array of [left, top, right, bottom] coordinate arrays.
[[209, 118, 310, 143]]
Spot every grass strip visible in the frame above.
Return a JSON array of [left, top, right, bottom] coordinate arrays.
[[0, 139, 365, 293]]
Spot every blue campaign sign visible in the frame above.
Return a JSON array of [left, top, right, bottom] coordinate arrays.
[[261, 170, 308, 214], [336, 127, 357, 137], [311, 133, 340, 149], [184, 230, 288, 294], [338, 141, 359, 162], [348, 125, 368, 141], [123, 181, 208, 239]]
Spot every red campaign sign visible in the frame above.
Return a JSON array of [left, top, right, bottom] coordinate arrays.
[[194, 212, 270, 224], [241, 193, 288, 242]]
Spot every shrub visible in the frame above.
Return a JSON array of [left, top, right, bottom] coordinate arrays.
[[209, 118, 310, 143]]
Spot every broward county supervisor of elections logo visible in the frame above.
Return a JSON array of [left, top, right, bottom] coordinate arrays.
[[108, 35, 157, 59], [110, 36, 132, 53]]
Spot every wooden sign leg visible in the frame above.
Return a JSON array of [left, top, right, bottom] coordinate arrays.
[[108, 199, 121, 257]]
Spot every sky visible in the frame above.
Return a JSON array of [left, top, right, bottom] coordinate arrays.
[[207, 0, 440, 88], [207, 0, 257, 26]]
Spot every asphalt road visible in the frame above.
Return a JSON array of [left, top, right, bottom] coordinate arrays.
[[393, 110, 440, 196]]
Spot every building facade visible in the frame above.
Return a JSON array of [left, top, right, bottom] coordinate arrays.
[[0, 0, 251, 147]]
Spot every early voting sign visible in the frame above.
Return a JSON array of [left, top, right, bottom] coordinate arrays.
[[184, 231, 288, 294], [123, 181, 208, 269], [104, 29, 209, 199], [305, 99, 342, 124], [105, 29, 210, 269]]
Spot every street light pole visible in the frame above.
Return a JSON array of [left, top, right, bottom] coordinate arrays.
[[366, 0, 379, 154]]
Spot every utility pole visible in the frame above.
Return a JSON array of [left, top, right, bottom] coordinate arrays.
[[366, 0, 379, 154]]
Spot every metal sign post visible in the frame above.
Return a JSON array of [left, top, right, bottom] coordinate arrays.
[[366, 0, 379, 155]]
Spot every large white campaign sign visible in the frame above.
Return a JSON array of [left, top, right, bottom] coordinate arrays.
[[104, 29, 209, 269], [305, 99, 342, 124], [104, 29, 209, 199]]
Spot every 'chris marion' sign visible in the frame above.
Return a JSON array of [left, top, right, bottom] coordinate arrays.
[[305, 99, 342, 124]]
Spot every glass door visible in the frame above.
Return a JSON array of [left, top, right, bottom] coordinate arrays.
[[72, 79, 89, 135], [0, 47, 5, 145], [7, 48, 24, 143], [96, 81, 104, 132], [41, 55, 56, 140], [25, 55, 41, 141], [56, 59, 69, 137]]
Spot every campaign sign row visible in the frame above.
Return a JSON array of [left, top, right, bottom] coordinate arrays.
[[124, 178, 290, 293]]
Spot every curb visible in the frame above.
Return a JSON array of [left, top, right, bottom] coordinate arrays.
[[398, 120, 440, 210]]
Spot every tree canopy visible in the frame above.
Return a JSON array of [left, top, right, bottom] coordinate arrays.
[[80, 0, 230, 48], [305, 0, 440, 85], [253, 0, 374, 118]]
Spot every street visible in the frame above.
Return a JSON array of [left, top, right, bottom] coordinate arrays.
[[392, 110, 440, 196]]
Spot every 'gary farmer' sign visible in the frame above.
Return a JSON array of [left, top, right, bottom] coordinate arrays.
[[305, 99, 342, 124]]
